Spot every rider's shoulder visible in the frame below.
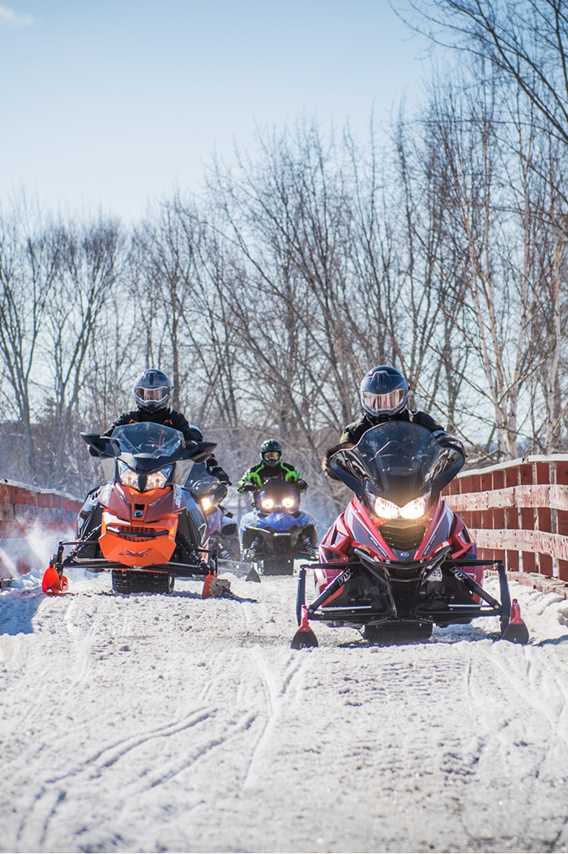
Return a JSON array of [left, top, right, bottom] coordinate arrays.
[[345, 414, 367, 432], [412, 410, 442, 432], [343, 414, 373, 443]]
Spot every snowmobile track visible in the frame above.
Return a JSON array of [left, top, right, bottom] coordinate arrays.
[[2, 573, 568, 852]]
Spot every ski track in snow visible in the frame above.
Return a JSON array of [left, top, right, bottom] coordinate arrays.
[[2, 574, 568, 852]]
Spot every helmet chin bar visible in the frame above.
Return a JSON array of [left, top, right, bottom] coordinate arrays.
[[138, 400, 169, 412]]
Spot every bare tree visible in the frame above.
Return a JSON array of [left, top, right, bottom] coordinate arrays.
[[0, 202, 63, 480]]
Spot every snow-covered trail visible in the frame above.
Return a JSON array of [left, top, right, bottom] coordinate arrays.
[[2, 573, 568, 853]]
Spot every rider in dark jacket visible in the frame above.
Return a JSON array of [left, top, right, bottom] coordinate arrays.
[[100, 369, 229, 482], [324, 364, 463, 476], [78, 369, 229, 550]]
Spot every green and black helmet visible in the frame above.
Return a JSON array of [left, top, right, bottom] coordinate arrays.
[[260, 439, 282, 467]]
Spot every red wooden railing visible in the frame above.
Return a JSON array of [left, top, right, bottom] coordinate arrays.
[[445, 455, 568, 582], [0, 480, 81, 579]]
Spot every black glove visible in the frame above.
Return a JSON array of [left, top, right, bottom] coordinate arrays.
[[433, 430, 464, 454], [208, 465, 231, 485], [297, 479, 308, 491]]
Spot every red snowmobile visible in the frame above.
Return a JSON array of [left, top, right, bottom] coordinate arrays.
[[292, 422, 529, 648]]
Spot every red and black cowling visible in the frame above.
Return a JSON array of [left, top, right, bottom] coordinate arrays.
[[291, 422, 525, 648]]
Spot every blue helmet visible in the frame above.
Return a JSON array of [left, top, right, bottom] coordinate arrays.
[[134, 368, 172, 411], [360, 365, 409, 418]]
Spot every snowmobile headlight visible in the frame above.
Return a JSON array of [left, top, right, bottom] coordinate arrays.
[[200, 496, 214, 513], [373, 496, 400, 520], [261, 497, 275, 511], [119, 463, 139, 490], [146, 470, 169, 490], [282, 496, 297, 510], [400, 496, 427, 520]]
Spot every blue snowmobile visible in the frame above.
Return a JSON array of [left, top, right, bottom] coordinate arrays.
[[240, 478, 318, 577]]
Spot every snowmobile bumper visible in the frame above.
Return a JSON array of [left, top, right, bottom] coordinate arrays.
[[41, 537, 216, 594], [59, 557, 212, 578], [291, 555, 529, 647]]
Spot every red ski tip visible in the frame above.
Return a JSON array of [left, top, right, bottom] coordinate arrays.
[[202, 572, 215, 598], [299, 605, 311, 632], [502, 598, 529, 644], [510, 598, 523, 624], [41, 565, 69, 595], [291, 605, 319, 649]]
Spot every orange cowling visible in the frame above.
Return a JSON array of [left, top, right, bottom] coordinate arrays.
[[100, 511, 178, 566], [99, 484, 179, 567]]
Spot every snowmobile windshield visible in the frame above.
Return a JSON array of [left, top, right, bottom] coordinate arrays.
[[110, 422, 183, 459], [332, 422, 462, 505]]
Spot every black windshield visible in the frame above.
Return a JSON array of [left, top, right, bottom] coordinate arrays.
[[331, 422, 462, 504], [111, 423, 183, 458], [259, 479, 300, 500]]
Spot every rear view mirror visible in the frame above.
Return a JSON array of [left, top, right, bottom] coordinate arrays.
[[81, 433, 121, 457], [427, 447, 465, 494], [328, 452, 365, 499]]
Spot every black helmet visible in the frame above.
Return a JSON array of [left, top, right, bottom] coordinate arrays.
[[360, 364, 409, 418], [134, 369, 172, 411], [260, 438, 282, 466]]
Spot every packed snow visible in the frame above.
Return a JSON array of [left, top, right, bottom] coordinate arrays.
[[1, 569, 568, 853]]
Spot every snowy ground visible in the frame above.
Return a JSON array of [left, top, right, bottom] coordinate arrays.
[[2, 569, 568, 853]]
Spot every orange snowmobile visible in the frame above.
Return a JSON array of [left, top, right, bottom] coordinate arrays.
[[42, 422, 230, 597]]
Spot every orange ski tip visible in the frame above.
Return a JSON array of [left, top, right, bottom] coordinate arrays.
[[202, 572, 215, 598], [41, 565, 68, 595], [202, 573, 231, 598]]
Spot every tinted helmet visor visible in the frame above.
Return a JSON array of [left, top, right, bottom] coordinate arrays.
[[135, 386, 169, 404], [362, 388, 405, 413]]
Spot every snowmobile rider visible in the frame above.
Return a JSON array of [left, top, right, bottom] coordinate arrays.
[[323, 364, 463, 476], [237, 439, 307, 495], [77, 369, 230, 550], [98, 368, 230, 484]]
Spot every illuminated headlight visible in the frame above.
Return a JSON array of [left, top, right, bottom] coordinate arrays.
[[200, 496, 214, 513], [146, 470, 168, 490], [373, 495, 428, 521], [261, 498, 275, 511], [282, 496, 297, 510], [373, 497, 400, 520], [400, 496, 427, 520], [119, 464, 139, 490]]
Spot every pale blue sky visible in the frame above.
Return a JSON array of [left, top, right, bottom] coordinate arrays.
[[1, 1, 433, 220]]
